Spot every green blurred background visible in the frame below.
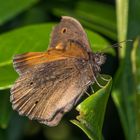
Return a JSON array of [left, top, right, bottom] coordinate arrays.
[[0, 0, 140, 140]]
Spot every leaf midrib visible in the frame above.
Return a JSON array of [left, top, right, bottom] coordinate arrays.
[[0, 60, 12, 67]]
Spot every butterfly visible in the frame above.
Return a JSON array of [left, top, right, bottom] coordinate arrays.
[[10, 16, 105, 126]]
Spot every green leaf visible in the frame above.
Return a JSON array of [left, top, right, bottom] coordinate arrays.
[[76, 1, 116, 31], [112, 60, 136, 140], [52, 1, 117, 40], [0, 65, 18, 90], [0, 24, 53, 90], [0, 24, 114, 90], [131, 38, 140, 140], [112, 0, 140, 140], [20, 6, 47, 25], [116, 0, 129, 58], [77, 19, 117, 41], [71, 75, 112, 140], [0, 0, 38, 25], [0, 90, 12, 129], [85, 29, 115, 55]]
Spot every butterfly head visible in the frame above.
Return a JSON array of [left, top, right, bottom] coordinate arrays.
[[89, 52, 106, 73]]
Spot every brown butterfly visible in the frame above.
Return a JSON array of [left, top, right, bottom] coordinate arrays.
[[10, 16, 105, 126]]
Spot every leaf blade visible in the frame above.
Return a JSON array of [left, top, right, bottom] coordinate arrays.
[[71, 75, 112, 140], [0, 90, 12, 129], [0, 0, 38, 25]]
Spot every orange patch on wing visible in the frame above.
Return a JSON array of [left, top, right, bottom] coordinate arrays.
[[13, 41, 89, 74], [63, 41, 89, 59], [55, 43, 64, 50], [13, 51, 66, 74]]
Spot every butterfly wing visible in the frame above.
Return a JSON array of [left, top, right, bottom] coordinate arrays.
[[49, 16, 91, 52], [13, 40, 89, 75], [11, 41, 93, 126]]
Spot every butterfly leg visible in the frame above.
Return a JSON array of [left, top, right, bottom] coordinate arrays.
[[90, 85, 94, 93], [99, 74, 109, 82], [85, 90, 90, 96], [93, 74, 104, 88]]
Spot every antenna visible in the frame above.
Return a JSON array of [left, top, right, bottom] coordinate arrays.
[[111, 39, 133, 48], [100, 39, 133, 52]]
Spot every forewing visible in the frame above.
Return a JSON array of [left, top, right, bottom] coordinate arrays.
[[49, 16, 91, 51], [11, 58, 92, 126], [13, 40, 88, 75]]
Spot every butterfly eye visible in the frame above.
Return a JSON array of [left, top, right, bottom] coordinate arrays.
[[61, 28, 67, 33]]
